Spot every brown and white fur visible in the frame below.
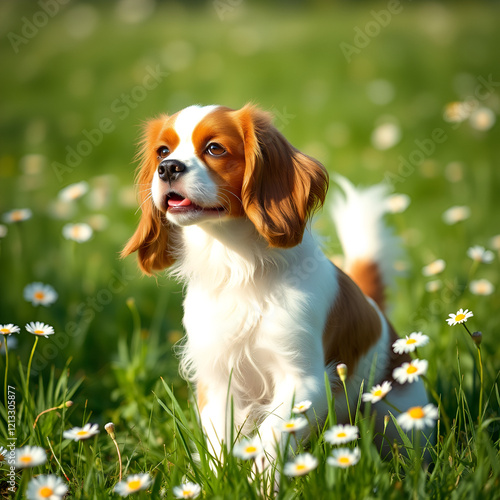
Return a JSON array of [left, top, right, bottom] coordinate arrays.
[[122, 104, 429, 467]]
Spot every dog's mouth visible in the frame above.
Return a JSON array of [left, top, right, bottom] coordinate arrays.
[[165, 192, 225, 214]]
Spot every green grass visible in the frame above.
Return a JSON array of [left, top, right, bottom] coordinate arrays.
[[1, 1, 500, 498]]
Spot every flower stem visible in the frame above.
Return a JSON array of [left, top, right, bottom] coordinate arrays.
[[341, 379, 353, 425], [3, 339, 9, 411], [477, 346, 484, 424], [111, 436, 123, 481], [384, 398, 402, 414], [26, 336, 39, 396]]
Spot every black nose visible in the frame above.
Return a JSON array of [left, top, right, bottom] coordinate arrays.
[[158, 159, 186, 182]]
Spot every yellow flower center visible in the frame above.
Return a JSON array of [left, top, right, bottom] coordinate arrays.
[[408, 407, 425, 419], [34, 330, 45, 335], [76, 431, 88, 436], [406, 365, 418, 374], [0, 329, 9, 334], [39, 486, 54, 498], [295, 464, 307, 471], [182, 491, 193, 497], [455, 314, 465, 322], [72, 226, 82, 238], [285, 423, 295, 429], [11, 211, 23, 221], [34, 291, 46, 300], [338, 456, 351, 465], [0, 455, 5, 462], [373, 389, 383, 397], [245, 446, 257, 453], [337, 432, 347, 438], [128, 479, 141, 491], [406, 338, 417, 345], [20, 456, 32, 464]]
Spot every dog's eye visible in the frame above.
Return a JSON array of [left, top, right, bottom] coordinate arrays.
[[157, 146, 170, 159], [206, 143, 226, 157]]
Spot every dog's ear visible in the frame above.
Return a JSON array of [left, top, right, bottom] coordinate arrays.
[[238, 104, 329, 248], [121, 118, 176, 275]]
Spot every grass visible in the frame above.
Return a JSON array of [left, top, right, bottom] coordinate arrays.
[[1, 1, 500, 498]]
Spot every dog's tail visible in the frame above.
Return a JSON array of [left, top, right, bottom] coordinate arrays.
[[330, 175, 403, 311]]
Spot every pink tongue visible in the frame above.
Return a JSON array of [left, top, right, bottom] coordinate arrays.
[[168, 194, 192, 207]]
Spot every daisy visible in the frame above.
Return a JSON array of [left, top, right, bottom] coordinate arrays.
[[172, 481, 202, 499], [336, 363, 348, 381], [15, 446, 47, 468], [292, 400, 312, 414], [397, 404, 438, 431], [233, 437, 263, 460], [62, 223, 93, 243], [26, 475, 68, 500], [469, 107, 496, 131], [467, 245, 494, 263], [386, 193, 410, 214], [0, 446, 7, 461], [392, 332, 430, 354], [327, 447, 361, 468], [422, 259, 445, 277], [2, 208, 32, 223], [283, 452, 318, 477], [26, 322, 55, 339], [443, 101, 471, 123], [0, 324, 21, 336], [362, 381, 392, 403], [371, 122, 401, 150], [63, 423, 99, 441], [442, 205, 470, 225], [58, 181, 89, 201], [324, 424, 359, 445], [392, 359, 428, 384], [425, 279, 442, 292], [470, 279, 494, 296], [24, 282, 58, 306], [114, 473, 152, 497], [446, 308, 473, 326], [281, 417, 308, 434]]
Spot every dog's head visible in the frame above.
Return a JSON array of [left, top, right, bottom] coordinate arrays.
[[122, 104, 329, 274]]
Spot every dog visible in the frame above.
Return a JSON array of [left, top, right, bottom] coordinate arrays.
[[122, 103, 429, 468]]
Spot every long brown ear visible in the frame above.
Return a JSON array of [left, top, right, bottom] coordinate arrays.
[[121, 118, 176, 275], [238, 104, 329, 248]]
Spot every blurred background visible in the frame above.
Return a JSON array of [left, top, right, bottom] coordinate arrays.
[[1, 0, 499, 421]]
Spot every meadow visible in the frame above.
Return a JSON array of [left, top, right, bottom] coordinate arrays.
[[1, 0, 500, 498]]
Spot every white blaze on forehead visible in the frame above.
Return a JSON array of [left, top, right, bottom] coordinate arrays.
[[172, 105, 219, 160]]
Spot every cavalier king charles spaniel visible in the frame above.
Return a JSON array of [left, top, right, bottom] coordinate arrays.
[[122, 104, 429, 468]]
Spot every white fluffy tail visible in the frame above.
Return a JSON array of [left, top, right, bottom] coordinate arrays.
[[330, 175, 403, 310]]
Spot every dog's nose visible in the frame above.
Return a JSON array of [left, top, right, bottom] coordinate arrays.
[[158, 159, 186, 182]]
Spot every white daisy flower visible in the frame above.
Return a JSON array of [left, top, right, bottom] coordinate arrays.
[[63, 423, 99, 441], [0, 324, 21, 336], [442, 205, 470, 225], [371, 122, 401, 150], [467, 245, 494, 263], [283, 452, 318, 477], [281, 417, 308, 434], [469, 107, 496, 131], [26, 322, 55, 339], [24, 282, 58, 307], [114, 473, 152, 497], [15, 446, 47, 468], [0, 224, 7, 238], [2, 208, 33, 223], [62, 223, 93, 243], [172, 481, 202, 499], [327, 447, 361, 468], [392, 332, 430, 354], [470, 279, 495, 296], [386, 193, 410, 213], [26, 474, 68, 500], [0, 446, 7, 461], [392, 359, 428, 384], [324, 424, 359, 445], [425, 280, 442, 292], [58, 181, 89, 202], [443, 101, 472, 123], [422, 259, 446, 277], [233, 437, 262, 460], [292, 400, 312, 414], [362, 381, 392, 403], [397, 404, 438, 431], [336, 363, 348, 381], [446, 308, 473, 326]]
